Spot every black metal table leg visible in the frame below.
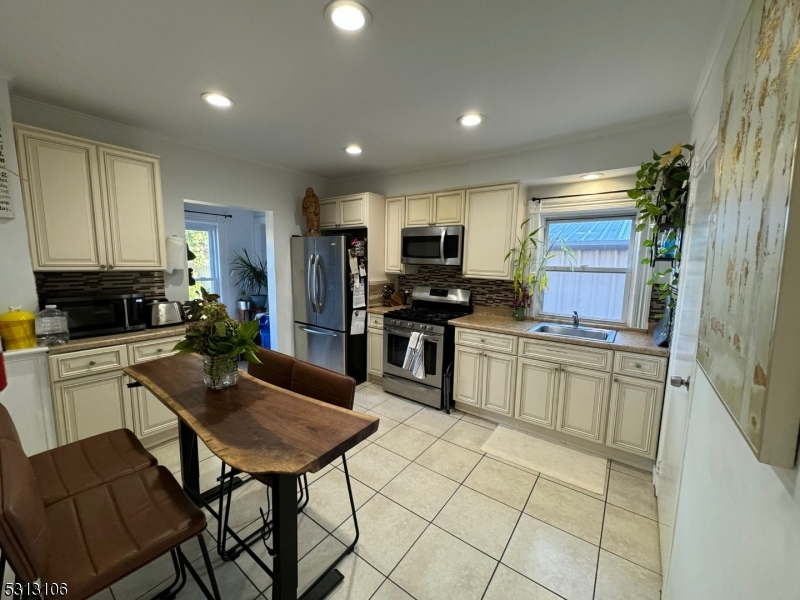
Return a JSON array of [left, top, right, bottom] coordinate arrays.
[[179, 420, 246, 506], [272, 474, 299, 600]]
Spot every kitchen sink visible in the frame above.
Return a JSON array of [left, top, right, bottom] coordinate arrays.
[[528, 323, 617, 342]]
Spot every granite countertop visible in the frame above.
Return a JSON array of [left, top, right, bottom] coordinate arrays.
[[48, 325, 188, 355], [366, 306, 404, 315], [449, 313, 669, 357]]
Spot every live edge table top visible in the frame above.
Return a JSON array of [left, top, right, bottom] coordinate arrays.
[[124, 353, 379, 478]]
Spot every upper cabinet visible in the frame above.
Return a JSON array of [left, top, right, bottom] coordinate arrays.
[[319, 192, 384, 230], [385, 196, 405, 274], [404, 190, 465, 227], [462, 184, 523, 280], [16, 125, 166, 271]]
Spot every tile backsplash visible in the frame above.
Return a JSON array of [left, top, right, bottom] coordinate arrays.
[[35, 271, 166, 301], [398, 265, 516, 307]]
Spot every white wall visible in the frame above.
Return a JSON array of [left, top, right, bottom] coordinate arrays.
[[327, 117, 688, 197], [0, 77, 37, 313], [6, 97, 329, 355], [665, 0, 800, 598]]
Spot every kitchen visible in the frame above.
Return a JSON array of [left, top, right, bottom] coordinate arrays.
[[1, 1, 799, 600]]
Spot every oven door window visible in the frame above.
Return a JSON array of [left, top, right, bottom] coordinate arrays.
[[386, 332, 439, 377], [402, 235, 442, 261], [62, 300, 127, 336]]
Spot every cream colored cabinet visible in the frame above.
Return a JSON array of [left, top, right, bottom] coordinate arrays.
[[319, 200, 339, 229], [367, 328, 384, 380], [481, 350, 516, 416], [340, 195, 368, 227], [403, 190, 465, 227], [606, 375, 664, 458], [463, 184, 522, 279], [53, 371, 131, 444], [16, 127, 107, 269], [556, 365, 610, 444], [405, 194, 433, 227], [98, 147, 165, 270], [385, 196, 405, 274], [432, 190, 465, 225], [454, 345, 515, 414], [515, 357, 559, 428], [16, 125, 166, 271], [319, 192, 385, 229], [454, 345, 483, 406]]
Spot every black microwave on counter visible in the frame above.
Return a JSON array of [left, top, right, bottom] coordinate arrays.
[[39, 292, 146, 339]]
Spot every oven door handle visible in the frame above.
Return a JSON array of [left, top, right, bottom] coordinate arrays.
[[439, 228, 446, 262], [122, 298, 130, 330], [384, 328, 442, 340]]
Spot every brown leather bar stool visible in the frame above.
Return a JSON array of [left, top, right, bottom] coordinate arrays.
[[0, 405, 221, 600]]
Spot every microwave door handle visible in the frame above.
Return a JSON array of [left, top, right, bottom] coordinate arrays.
[[439, 228, 446, 262], [123, 298, 130, 330], [307, 255, 316, 313]]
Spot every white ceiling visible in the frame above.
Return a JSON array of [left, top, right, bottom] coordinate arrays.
[[0, 0, 730, 179]]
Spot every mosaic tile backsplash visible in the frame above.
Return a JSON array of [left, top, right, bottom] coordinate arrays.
[[35, 271, 166, 301]]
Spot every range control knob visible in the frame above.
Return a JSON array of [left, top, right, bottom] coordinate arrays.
[[406, 322, 413, 328]]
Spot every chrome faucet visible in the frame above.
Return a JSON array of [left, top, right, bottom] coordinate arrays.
[[572, 311, 580, 328]]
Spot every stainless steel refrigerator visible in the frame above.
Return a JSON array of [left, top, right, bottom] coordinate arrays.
[[291, 235, 366, 380]]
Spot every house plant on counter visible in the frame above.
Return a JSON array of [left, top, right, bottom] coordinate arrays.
[[175, 288, 261, 390], [232, 249, 269, 310], [505, 219, 574, 321]]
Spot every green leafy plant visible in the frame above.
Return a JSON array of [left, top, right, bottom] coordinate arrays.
[[231, 249, 268, 297], [181, 287, 220, 322], [627, 143, 694, 312], [504, 219, 574, 314], [174, 288, 261, 364]]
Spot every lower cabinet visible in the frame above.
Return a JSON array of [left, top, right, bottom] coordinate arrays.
[[367, 327, 384, 380], [54, 371, 131, 444], [515, 358, 559, 429], [606, 375, 664, 458], [454, 345, 515, 415], [131, 386, 178, 443], [556, 366, 610, 444]]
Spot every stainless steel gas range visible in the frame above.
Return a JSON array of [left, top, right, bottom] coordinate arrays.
[[382, 286, 472, 410]]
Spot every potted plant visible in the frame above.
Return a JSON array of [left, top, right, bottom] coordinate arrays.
[[505, 219, 574, 321], [627, 142, 694, 312], [231, 249, 268, 309], [174, 288, 261, 389]]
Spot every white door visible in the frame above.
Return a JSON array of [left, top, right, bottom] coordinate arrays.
[[454, 346, 482, 406], [607, 375, 664, 457], [339, 195, 367, 227], [367, 328, 384, 377], [16, 127, 107, 270], [319, 200, 338, 229], [405, 194, 433, 227], [432, 190, 465, 225], [99, 147, 165, 269], [556, 365, 609, 443], [515, 357, 559, 428], [463, 184, 518, 279], [481, 350, 516, 416], [55, 371, 130, 443], [385, 197, 405, 274], [132, 387, 177, 439], [656, 148, 715, 582]]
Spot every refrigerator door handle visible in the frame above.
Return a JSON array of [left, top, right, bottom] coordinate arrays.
[[299, 326, 338, 337], [314, 254, 323, 313], [307, 254, 316, 313]]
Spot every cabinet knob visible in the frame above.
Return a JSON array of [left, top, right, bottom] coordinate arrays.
[[614, 377, 620, 383], [634, 363, 642, 368], [99, 264, 107, 269], [108, 265, 115, 270], [480, 338, 486, 342], [89, 360, 96, 366], [157, 348, 163, 353]]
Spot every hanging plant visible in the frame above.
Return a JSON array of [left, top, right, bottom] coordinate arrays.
[[627, 142, 694, 312]]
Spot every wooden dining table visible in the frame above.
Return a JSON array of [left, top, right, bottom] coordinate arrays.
[[124, 353, 379, 600]]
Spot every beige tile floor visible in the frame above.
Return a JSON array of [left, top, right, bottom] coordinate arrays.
[[48, 381, 662, 600]]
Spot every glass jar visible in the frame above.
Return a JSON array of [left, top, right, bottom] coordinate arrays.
[[202, 355, 239, 390]]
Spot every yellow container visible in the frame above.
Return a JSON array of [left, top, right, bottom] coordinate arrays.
[[0, 307, 37, 350]]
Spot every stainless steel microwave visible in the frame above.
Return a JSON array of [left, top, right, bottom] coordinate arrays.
[[401, 225, 464, 266], [39, 292, 146, 339]]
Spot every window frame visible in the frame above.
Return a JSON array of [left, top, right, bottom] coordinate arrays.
[[185, 216, 225, 300], [528, 193, 652, 329], [538, 214, 637, 326]]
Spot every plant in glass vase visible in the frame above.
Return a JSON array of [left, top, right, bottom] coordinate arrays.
[[174, 288, 261, 389], [505, 219, 574, 321]]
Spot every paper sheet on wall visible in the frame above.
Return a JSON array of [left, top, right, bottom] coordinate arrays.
[[350, 310, 366, 335], [353, 280, 366, 308], [0, 91, 15, 219]]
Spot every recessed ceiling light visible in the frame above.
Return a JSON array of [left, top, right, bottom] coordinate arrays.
[[580, 173, 604, 181], [458, 113, 484, 127], [201, 93, 234, 108], [325, 1, 371, 32], [345, 144, 362, 155]]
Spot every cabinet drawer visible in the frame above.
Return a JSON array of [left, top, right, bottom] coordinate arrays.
[[613, 352, 667, 381], [519, 338, 612, 372], [129, 336, 184, 364], [367, 314, 385, 329], [50, 345, 128, 382], [455, 328, 517, 355]]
